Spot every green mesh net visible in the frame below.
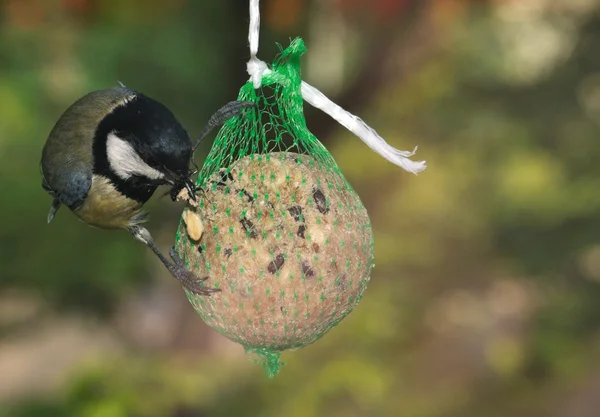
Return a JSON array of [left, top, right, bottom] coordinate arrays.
[[174, 38, 374, 378]]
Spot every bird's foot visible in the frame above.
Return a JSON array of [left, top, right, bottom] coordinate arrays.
[[169, 247, 220, 296]]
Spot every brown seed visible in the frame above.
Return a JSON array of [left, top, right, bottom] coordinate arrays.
[[219, 170, 234, 184], [237, 188, 254, 203], [297, 225, 306, 239], [240, 218, 258, 239], [336, 274, 348, 290], [288, 205, 303, 222], [209, 169, 234, 190], [313, 188, 329, 214], [267, 254, 285, 274], [301, 261, 315, 279], [312, 243, 320, 253]]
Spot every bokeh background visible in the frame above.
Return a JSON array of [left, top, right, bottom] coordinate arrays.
[[2, 0, 600, 416]]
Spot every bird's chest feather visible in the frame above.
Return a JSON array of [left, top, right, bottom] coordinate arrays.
[[74, 175, 145, 229]]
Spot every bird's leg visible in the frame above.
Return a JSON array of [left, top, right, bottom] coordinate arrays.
[[192, 101, 255, 153], [128, 225, 220, 296]]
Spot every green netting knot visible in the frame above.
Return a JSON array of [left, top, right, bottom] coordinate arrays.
[[244, 347, 285, 379]]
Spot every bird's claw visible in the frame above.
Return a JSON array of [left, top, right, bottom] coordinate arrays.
[[169, 247, 221, 296]]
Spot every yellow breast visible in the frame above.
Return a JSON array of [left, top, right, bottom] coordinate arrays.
[[74, 175, 145, 229]]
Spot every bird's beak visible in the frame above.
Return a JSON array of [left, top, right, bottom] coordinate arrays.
[[184, 177, 197, 201]]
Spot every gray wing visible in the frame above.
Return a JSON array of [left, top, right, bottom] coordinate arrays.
[[40, 86, 135, 211]]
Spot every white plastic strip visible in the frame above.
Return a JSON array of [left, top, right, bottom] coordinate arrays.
[[247, 0, 268, 88], [246, 0, 426, 173], [249, 0, 261, 57], [301, 82, 426, 173]]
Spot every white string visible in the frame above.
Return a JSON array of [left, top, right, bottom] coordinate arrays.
[[245, 0, 427, 174], [247, 0, 271, 88], [248, 0, 260, 57]]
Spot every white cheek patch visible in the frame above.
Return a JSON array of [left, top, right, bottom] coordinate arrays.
[[106, 132, 165, 181]]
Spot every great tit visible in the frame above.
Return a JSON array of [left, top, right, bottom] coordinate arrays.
[[40, 84, 252, 295]]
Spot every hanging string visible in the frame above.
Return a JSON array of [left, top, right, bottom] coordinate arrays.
[[247, 0, 269, 89], [245, 0, 426, 174]]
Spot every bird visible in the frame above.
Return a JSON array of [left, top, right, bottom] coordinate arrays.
[[40, 84, 253, 295]]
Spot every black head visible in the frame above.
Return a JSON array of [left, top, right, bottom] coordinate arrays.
[[93, 91, 194, 204]]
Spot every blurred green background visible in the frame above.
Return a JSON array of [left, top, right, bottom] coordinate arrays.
[[2, 0, 600, 416]]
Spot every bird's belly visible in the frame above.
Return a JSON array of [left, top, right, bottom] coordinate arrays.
[[74, 175, 145, 229]]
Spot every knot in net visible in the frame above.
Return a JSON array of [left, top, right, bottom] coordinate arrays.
[[175, 38, 374, 377]]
